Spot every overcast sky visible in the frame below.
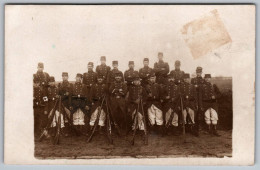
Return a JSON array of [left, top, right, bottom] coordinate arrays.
[[6, 5, 255, 81]]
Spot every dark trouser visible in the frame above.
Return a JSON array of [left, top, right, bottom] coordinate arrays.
[[110, 98, 126, 129], [34, 107, 47, 135]]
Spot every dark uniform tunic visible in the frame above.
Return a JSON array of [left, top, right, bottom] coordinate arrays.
[[107, 69, 124, 87], [96, 64, 111, 82], [145, 82, 162, 110], [83, 71, 97, 98], [180, 82, 196, 110], [58, 80, 72, 109], [139, 66, 154, 87], [170, 69, 185, 85], [90, 83, 108, 112], [161, 81, 180, 113], [47, 86, 58, 112], [127, 85, 147, 113], [71, 82, 89, 115], [154, 61, 169, 84], [109, 81, 127, 127], [191, 76, 205, 109], [201, 82, 221, 112], [124, 69, 139, 88], [34, 72, 50, 93]]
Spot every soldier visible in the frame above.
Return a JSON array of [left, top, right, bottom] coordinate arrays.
[[145, 72, 164, 134], [109, 72, 127, 129], [70, 73, 89, 135], [58, 72, 72, 136], [47, 76, 65, 136], [161, 74, 180, 135], [33, 74, 48, 136], [34, 62, 50, 94], [83, 62, 97, 98], [127, 75, 147, 134], [202, 74, 221, 136], [139, 58, 154, 87], [191, 66, 205, 136], [89, 74, 108, 134], [180, 73, 196, 134], [170, 60, 185, 85], [107, 61, 124, 87], [154, 52, 169, 85], [124, 61, 139, 89], [96, 56, 111, 82]]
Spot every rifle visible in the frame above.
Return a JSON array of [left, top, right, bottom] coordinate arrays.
[[180, 95, 185, 136], [87, 95, 106, 143], [106, 99, 122, 136], [140, 98, 148, 145], [131, 101, 140, 145], [105, 98, 113, 144], [53, 96, 62, 144]]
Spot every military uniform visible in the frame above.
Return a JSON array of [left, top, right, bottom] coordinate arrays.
[[124, 61, 139, 88], [161, 75, 180, 127], [145, 74, 163, 126], [96, 56, 111, 82], [58, 74, 72, 109], [153, 54, 169, 84], [33, 75, 48, 136], [170, 60, 185, 85], [34, 62, 50, 94], [107, 61, 124, 87], [109, 72, 127, 128], [83, 62, 97, 98], [139, 58, 154, 87], [89, 75, 108, 127]]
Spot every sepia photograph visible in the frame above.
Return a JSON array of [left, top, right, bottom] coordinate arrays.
[[4, 5, 255, 165]]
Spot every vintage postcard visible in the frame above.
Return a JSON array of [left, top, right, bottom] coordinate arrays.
[[4, 5, 255, 165]]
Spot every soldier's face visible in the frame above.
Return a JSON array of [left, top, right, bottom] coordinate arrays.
[[143, 61, 149, 67], [115, 76, 121, 81], [37, 67, 43, 72], [62, 76, 68, 81], [113, 64, 118, 69], [196, 72, 202, 77], [134, 80, 140, 85], [184, 78, 190, 83], [175, 64, 180, 70], [168, 78, 174, 82], [205, 78, 211, 82], [150, 77, 156, 83], [158, 54, 163, 60], [101, 60, 106, 65], [76, 77, 82, 82], [49, 82, 55, 86], [97, 78, 103, 83], [129, 64, 134, 69], [88, 66, 93, 71]]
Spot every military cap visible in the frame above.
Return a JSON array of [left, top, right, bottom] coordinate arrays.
[[129, 61, 134, 65], [175, 60, 181, 66], [88, 62, 94, 66], [97, 74, 104, 79], [183, 73, 190, 79], [76, 73, 83, 78], [100, 56, 106, 61], [196, 66, 203, 73], [204, 74, 211, 78], [38, 62, 44, 68], [49, 76, 55, 82], [143, 58, 149, 62], [112, 61, 118, 65], [62, 72, 68, 76], [158, 52, 163, 56], [167, 73, 174, 78], [33, 74, 39, 83]]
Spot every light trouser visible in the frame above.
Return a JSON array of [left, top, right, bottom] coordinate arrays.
[[89, 107, 106, 126], [182, 107, 195, 124], [148, 104, 163, 126], [165, 108, 178, 127], [204, 108, 218, 125], [51, 109, 65, 128], [73, 108, 85, 125], [132, 110, 144, 130]]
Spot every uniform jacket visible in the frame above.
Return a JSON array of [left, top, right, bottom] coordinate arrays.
[[47, 86, 58, 112], [96, 64, 111, 81], [107, 69, 124, 85], [145, 82, 162, 109], [33, 86, 48, 110], [90, 83, 108, 112], [139, 66, 154, 87], [34, 71, 50, 88], [124, 69, 139, 87], [58, 80, 72, 108], [179, 82, 196, 110], [201, 82, 221, 111], [83, 71, 97, 88], [109, 81, 127, 99], [127, 84, 147, 113], [191, 76, 205, 109], [170, 69, 185, 84], [161, 81, 180, 112], [153, 61, 169, 84], [71, 82, 89, 112]]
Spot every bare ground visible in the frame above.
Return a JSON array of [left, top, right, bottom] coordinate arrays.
[[35, 130, 232, 159]]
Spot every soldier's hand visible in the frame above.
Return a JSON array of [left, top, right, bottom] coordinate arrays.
[[56, 95, 60, 99], [160, 99, 164, 103], [69, 106, 73, 111], [166, 96, 170, 99], [44, 111, 48, 115], [85, 106, 89, 110], [66, 92, 69, 96], [135, 98, 140, 104], [186, 96, 189, 99], [148, 93, 152, 97], [119, 89, 123, 92], [195, 85, 198, 88], [161, 68, 165, 70], [212, 96, 215, 99]]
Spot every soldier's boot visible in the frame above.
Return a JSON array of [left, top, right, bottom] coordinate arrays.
[[172, 126, 179, 136], [212, 125, 221, 137], [158, 125, 164, 137], [149, 125, 156, 135], [63, 123, 69, 137], [49, 127, 55, 137], [207, 125, 212, 134], [99, 126, 105, 135]]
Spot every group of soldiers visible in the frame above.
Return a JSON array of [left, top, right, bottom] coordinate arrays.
[[33, 52, 221, 144]]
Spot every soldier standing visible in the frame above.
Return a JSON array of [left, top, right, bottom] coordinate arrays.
[[145, 72, 164, 135], [107, 61, 124, 87], [96, 56, 111, 82], [180, 73, 196, 134], [139, 58, 154, 87], [34, 62, 50, 94], [70, 73, 89, 135], [191, 66, 205, 136], [170, 60, 185, 85], [58, 72, 72, 136], [89, 74, 108, 134], [109, 72, 127, 129], [153, 52, 169, 85], [202, 74, 221, 136], [124, 61, 139, 89], [33, 75, 48, 137], [161, 74, 180, 135], [83, 62, 97, 98]]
